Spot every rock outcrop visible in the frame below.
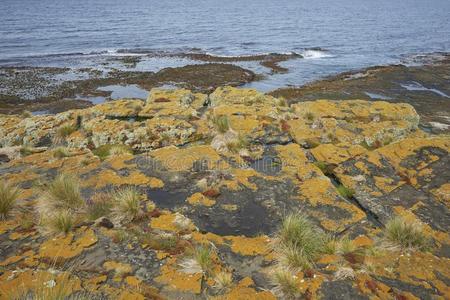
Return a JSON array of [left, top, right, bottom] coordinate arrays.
[[0, 87, 448, 299]]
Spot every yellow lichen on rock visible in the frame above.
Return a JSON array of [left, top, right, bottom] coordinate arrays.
[[187, 192, 216, 207], [225, 235, 272, 257], [150, 145, 228, 172], [83, 169, 163, 188], [155, 257, 203, 294], [39, 227, 97, 261]]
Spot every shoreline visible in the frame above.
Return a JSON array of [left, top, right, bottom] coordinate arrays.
[[1, 52, 449, 133]]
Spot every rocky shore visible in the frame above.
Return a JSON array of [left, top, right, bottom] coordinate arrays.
[[0, 85, 449, 299]]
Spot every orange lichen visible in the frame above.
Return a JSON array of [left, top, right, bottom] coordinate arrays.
[[187, 193, 216, 207], [39, 227, 97, 261]]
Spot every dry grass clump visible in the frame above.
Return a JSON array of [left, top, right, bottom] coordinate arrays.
[[383, 216, 431, 251], [42, 174, 83, 210], [38, 174, 84, 235], [111, 186, 144, 222], [211, 115, 230, 133], [0, 180, 20, 220]]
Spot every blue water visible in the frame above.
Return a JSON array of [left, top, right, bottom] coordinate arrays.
[[1, 0, 450, 90]]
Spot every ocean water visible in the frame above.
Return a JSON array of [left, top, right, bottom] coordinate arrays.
[[1, 0, 450, 90]]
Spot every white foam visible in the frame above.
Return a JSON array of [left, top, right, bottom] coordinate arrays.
[[301, 49, 332, 59]]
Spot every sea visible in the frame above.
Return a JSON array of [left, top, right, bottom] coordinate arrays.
[[1, 0, 450, 91]]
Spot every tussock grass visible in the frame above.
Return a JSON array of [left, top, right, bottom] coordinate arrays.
[[111, 229, 129, 243], [111, 186, 143, 221], [212, 115, 230, 133], [37, 174, 84, 235], [181, 245, 215, 275], [384, 216, 431, 251], [337, 237, 357, 254], [226, 134, 249, 153], [56, 124, 77, 140], [21, 110, 32, 118], [108, 145, 133, 156], [53, 147, 70, 159], [276, 213, 325, 269], [46, 209, 75, 235], [304, 111, 315, 122], [42, 174, 84, 210], [278, 244, 312, 270], [92, 144, 133, 160], [213, 271, 233, 292], [0, 180, 20, 220], [271, 267, 300, 299], [87, 193, 112, 221], [139, 232, 178, 251], [4, 270, 89, 300], [192, 245, 214, 274], [20, 145, 34, 157]]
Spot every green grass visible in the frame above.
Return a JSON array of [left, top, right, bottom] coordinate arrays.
[[43, 174, 84, 210], [314, 161, 334, 176], [188, 245, 214, 274], [211, 115, 230, 133], [336, 184, 355, 198], [0, 181, 20, 220], [384, 216, 431, 251], [112, 186, 142, 221]]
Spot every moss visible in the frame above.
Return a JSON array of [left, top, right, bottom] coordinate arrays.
[[314, 161, 334, 176], [336, 184, 355, 198]]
